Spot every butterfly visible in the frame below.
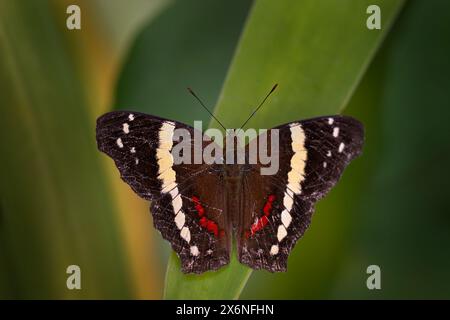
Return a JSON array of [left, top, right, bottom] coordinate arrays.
[[96, 108, 364, 274]]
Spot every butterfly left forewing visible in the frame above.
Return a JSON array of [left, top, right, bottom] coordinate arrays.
[[238, 115, 364, 272], [96, 111, 231, 273], [96, 111, 168, 199]]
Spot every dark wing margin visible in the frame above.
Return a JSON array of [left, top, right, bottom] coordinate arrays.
[[238, 115, 364, 272], [96, 111, 230, 273]]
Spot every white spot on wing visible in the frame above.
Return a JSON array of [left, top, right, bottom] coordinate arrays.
[[190, 245, 199, 256], [277, 225, 287, 241], [272, 125, 308, 242], [328, 118, 334, 125], [123, 123, 130, 134], [283, 192, 293, 212], [128, 114, 135, 121], [333, 127, 340, 137], [327, 150, 332, 157], [323, 162, 327, 168], [169, 188, 179, 199], [281, 210, 292, 228], [172, 195, 183, 214], [116, 138, 123, 148], [135, 158, 139, 165], [180, 227, 191, 243], [130, 147, 136, 153], [156, 122, 192, 245], [339, 142, 345, 153], [174, 212, 185, 230], [270, 244, 279, 255], [157, 121, 176, 193], [287, 124, 307, 195]]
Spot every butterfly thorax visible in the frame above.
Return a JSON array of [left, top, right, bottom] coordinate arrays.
[[222, 133, 246, 165]]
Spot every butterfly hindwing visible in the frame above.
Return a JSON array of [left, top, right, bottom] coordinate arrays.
[[96, 111, 230, 273], [238, 116, 364, 272]]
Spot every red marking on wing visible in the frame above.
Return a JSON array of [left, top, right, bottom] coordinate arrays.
[[192, 196, 222, 238], [246, 194, 276, 238]]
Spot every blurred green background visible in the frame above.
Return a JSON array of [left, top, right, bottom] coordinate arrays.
[[1, 0, 449, 299]]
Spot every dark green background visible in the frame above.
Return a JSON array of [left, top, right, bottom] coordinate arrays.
[[1, 0, 449, 299]]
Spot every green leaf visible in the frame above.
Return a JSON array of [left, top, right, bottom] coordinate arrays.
[[0, 0, 131, 298], [164, 0, 405, 299], [115, 0, 252, 125]]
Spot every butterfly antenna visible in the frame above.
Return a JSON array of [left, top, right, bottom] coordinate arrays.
[[236, 83, 278, 134], [187, 87, 227, 131]]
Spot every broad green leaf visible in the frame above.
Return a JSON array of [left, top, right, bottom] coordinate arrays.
[[0, 0, 131, 298], [165, 0, 405, 299]]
